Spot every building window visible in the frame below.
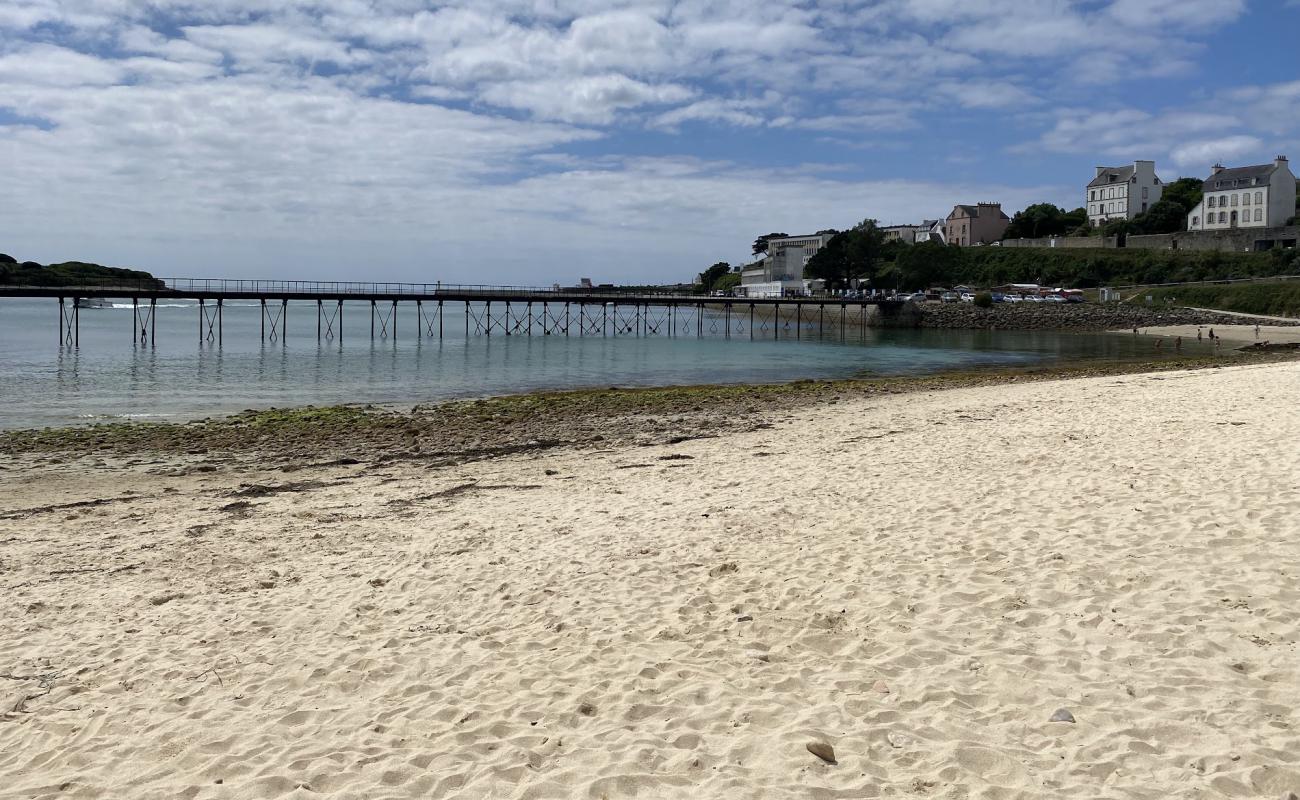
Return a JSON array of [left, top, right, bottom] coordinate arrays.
[[1192, 216, 1200, 227], [1256, 191, 1263, 204], [1231, 194, 1238, 206], [1219, 212, 1227, 223], [1243, 193, 1251, 205], [1089, 191, 1095, 201], [1255, 208, 1263, 222], [1208, 196, 1216, 208], [1142, 187, 1149, 199]]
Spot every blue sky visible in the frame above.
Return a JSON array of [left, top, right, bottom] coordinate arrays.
[[1, 0, 1298, 284]]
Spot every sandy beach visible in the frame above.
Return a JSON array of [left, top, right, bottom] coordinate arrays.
[[2, 362, 1299, 799], [1136, 323, 1300, 348]]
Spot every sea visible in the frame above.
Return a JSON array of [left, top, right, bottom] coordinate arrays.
[[0, 297, 1200, 430]]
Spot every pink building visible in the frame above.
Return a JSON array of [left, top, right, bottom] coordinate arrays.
[[944, 203, 1010, 246]]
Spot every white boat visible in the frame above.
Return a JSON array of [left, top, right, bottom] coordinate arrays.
[[76, 298, 115, 309]]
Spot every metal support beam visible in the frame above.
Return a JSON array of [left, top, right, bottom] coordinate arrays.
[[58, 297, 79, 347], [133, 298, 156, 346]]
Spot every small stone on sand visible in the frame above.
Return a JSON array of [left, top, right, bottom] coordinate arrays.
[[806, 741, 836, 764], [872, 680, 890, 693], [577, 702, 596, 717], [1049, 708, 1076, 723], [736, 614, 753, 622]]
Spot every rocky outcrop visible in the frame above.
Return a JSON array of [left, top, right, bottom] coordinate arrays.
[[907, 303, 1297, 331]]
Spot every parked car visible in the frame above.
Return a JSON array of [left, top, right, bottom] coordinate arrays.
[[1024, 294, 1044, 303], [941, 291, 960, 303], [960, 293, 975, 303], [1004, 294, 1022, 303], [991, 293, 1006, 303], [1044, 294, 1066, 304]]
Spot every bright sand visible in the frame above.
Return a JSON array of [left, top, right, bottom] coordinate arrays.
[[2, 362, 1299, 799]]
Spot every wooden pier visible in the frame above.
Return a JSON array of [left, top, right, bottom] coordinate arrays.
[[0, 278, 907, 347]]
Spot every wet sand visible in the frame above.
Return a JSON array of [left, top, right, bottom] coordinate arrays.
[[2, 362, 1300, 799]]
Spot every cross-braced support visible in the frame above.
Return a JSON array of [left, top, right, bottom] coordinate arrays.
[[611, 303, 643, 335], [261, 298, 287, 342], [641, 304, 670, 335], [58, 297, 80, 347], [199, 298, 224, 345], [465, 301, 496, 336], [133, 298, 157, 346], [577, 303, 605, 336], [369, 300, 397, 339], [317, 299, 342, 341], [541, 302, 569, 336], [417, 300, 442, 338]]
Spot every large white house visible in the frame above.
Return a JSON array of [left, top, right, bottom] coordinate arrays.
[[1186, 156, 1296, 231], [739, 232, 834, 296], [1086, 160, 1163, 227]]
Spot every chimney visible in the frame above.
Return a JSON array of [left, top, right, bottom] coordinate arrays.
[[1276, 155, 1289, 168], [1211, 163, 1225, 175]]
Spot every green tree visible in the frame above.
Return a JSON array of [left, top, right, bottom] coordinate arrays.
[[894, 240, 966, 290], [712, 272, 741, 293], [803, 219, 886, 289], [1131, 199, 1187, 235], [1161, 177, 1204, 215], [696, 261, 732, 292], [1003, 203, 1081, 240], [1102, 218, 1135, 238], [751, 232, 788, 255]]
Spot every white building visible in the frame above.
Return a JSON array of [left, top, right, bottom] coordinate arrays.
[[881, 224, 925, 244], [1086, 160, 1163, 227], [1186, 156, 1296, 231], [915, 219, 945, 244], [740, 233, 834, 294]]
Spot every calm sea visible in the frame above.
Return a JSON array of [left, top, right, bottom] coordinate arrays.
[[0, 297, 1197, 429]]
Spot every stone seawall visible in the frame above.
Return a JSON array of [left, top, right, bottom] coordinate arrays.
[[904, 303, 1296, 331]]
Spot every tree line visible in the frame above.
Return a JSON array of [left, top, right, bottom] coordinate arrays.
[[0, 253, 165, 288], [697, 176, 1299, 292]]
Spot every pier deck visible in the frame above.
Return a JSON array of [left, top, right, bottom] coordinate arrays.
[[0, 278, 905, 347]]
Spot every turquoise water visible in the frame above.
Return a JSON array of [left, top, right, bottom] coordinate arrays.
[[0, 298, 1197, 429]]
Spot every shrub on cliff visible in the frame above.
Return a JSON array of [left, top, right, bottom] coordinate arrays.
[[973, 292, 993, 308]]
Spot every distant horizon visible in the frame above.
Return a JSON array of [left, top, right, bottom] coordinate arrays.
[[2, 0, 1298, 286]]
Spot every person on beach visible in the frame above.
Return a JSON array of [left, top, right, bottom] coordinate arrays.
[[1155, 338, 1163, 350], [1197, 328, 1203, 341], [1209, 328, 1215, 340], [1133, 327, 1139, 335], [1175, 336, 1182, 350], [1256, 324, 1261, 338]]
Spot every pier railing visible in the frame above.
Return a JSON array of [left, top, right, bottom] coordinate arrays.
[[0, 276, 711, 299]]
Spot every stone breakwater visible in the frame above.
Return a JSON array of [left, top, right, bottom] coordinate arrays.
[[908, 303, 1297, 331]]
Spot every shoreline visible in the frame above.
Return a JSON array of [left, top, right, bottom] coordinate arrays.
[[5, 348, 1300, 468]]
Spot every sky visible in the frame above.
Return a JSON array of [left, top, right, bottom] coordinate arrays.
[[1, 0, 1299, 285]]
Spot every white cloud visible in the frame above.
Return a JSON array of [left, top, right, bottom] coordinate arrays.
[[480, 74, 694, 124], [0, 0, 1285, 283], [1171, 136, 1265, 169], [1023, 78, 1300, 174]]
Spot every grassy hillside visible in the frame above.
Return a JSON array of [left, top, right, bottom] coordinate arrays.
[[959, 246, 1300, 288], [1132, 280, 1300, 318], [0, 255, 164, 289]]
